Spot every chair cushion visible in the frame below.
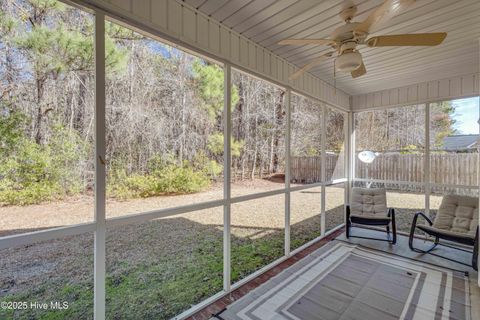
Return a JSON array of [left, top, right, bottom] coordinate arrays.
[[433, 195, 478, 238], [417, 225, 475, 246], [350, 187, 388, 218], [350, 214, 391, 225]]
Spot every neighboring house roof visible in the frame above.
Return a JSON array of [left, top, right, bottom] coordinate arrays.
[[442, 134, 479, 151]]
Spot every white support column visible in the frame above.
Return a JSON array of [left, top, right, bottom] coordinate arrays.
[[94, 11, 106, 320], [223, 63, 232, 292], [425, 103, 431, 218], [349, 111, 355, 197], [477, 42, 480, 287], [477, 38, 480, 287], [478, 97, 480, 287], [345, 111, 351, 222], [284, 89, 291, 256], [321, 105, 327, 236]]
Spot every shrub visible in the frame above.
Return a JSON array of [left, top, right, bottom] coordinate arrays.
[[0, 106, 27, 155], [0, 182, 62, 206], [207, 132, 244, 158], [157, 164, 210, 194], [108, 163, 210, 200], [46, 124, 88, 193], [0, 120, 87, 205], [193, 152, 222, 179]]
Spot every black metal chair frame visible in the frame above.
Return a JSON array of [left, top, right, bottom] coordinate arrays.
[[346, 205, 397, 244], [409, 212, 478, 271]]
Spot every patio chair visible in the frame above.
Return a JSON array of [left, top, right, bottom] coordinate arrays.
[[409, 194, 478, 271], [346, 187, 396, 244]]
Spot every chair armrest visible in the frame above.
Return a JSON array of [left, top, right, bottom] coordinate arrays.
[[388, 208, 395, 218], [413, 212, 433, 226], [473, 226, 479, 271], [409, 212, 432, 250]]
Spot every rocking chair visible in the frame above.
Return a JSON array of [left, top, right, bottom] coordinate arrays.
[[409, 194, 478, 270]]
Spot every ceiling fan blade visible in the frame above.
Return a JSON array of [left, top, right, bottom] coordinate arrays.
[[356, 0, 416, 33], [366, 33, 447, 47], [351, 62, 367, 78], [278, 39, 334, 46], [290, 52, 334, 80]]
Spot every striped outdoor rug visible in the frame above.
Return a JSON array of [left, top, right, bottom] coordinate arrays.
[[217, 241, 475, 320]]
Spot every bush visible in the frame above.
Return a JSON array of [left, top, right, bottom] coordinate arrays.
[[157, 164, 210, 194], [108, 163, 211, 200], [192, 152, 222, 179], [207, 132, 244, 158], [0, 121, 87, 205], [0, 182, 62, 206]]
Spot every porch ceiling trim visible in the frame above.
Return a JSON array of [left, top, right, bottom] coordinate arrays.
[[351, 72, 480, 111]]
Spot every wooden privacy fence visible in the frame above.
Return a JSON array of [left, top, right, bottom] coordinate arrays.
[[429, 153, 478, 186], [355, 153, 478, 186], [356, 153, 424, 183], [290, 153, 478, 187], [290, 154, 343, 183]]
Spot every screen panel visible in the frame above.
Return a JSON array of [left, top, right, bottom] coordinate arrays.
[[354, 105, 426, 183], [231, 194, 284, 284], [106, 208, 223, 319], [290, 187, 322, 251], [105, 21, 225, 217], [0, 0, 95, 237], [290, 93, 322, 185], [230, 69, 286, 198], [325, 183, 345, 233], [430, 98, 479, 186], [326, 108, 346, 181], [0, 233, 94, 319]]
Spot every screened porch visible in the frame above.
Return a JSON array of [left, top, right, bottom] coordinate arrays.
[[0, 0, 479, 320]]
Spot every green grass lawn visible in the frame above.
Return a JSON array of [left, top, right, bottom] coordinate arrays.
[[0, 220, 290, 320]]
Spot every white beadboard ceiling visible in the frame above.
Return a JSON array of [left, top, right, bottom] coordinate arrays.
[[183, 0, 480, 95]]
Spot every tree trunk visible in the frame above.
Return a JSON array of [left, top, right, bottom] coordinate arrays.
[[2, 43, 15, 101], [34, 76, 45, 144], [251, 106, 259, 179], [272, 91, 285, 173], [269, 136, 274, 174], [74, 73, 87, 133], [180, 84, 187, 163]]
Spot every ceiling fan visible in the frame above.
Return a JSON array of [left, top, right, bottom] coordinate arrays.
[[279, 0, 447, 80]]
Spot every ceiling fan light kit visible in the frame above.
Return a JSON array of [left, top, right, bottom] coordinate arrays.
[[280, 0, 447, 81], [336, 51, 362, 72]]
